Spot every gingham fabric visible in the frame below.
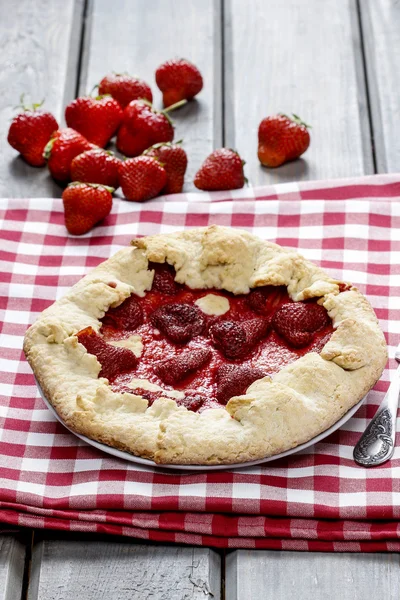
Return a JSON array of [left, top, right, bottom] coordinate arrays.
[[1, 173, 400, 552]]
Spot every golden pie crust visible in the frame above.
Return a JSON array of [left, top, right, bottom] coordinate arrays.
[[24, 226, 387, 464]]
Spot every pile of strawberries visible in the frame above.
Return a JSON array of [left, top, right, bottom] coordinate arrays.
[[8, 57, 311, 236]]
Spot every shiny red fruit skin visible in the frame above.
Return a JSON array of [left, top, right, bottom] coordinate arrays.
[[71, 148, 121, 188], [76, 326, 137, 380], [155, 58, 203, 107], [258, 115, 310, 168], [7, 110, 58, 167], [62, 182, 113, 235], [272, 302, 330, 348], [46, 128, 94, 182], [99, 73, 153, 108], [145, 143, 187, 194], [194, 148, 245, 191], [119, 100, 174, 157], [65, 96, 123, 147], [118, 156, 167, 202]]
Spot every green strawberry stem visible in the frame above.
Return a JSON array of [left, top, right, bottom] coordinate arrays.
[[162, 99, 188, 114], [43, 136, 56, 160], [14, 93, 45, 112], [68, 182, 115, 193]]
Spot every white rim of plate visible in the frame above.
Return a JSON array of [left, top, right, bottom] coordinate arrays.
[[35, 378, 365, 472]]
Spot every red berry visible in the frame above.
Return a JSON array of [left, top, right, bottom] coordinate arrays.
[[216, 364, 265, 404], [62, 182, 113, 235], [99, 73, 153, 108], [156, 58, 203, 107], [65, 96, 123, 148], [144, 143, 188, 194], [179, 392, 206, 412], [8, 103, 58, 167], [150, 303, 205, 344], [117, 100, 174, 157], [44, 128, 94, 182], [258, 114, 310, 168], [77, 326, 138, 381], [155, 347, 211, 385], [150, 262, 179, 295], [247, 286, 288, 315], [209, 318, 270, 359], [194, 148, 246, 191], [272, 302, 330, 348], [118, 156, 167, 202], [101, 294, 143, 331], [70, 148, 121, 189]]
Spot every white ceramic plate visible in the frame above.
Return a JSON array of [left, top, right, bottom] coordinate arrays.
[[35, 378, 365, 471]]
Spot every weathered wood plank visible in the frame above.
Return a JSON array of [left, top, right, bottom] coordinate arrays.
[[226, 550, 400, 600], [224, 0, 373, 185], [80, 0, 222, 190], [0, 0, 84, 197], [0, 535, 26, 600], [28, 539, 221, 599], [360, 0, 400, 173]]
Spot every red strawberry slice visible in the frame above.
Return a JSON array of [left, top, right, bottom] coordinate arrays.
[[272, 302, 330, 348], [101, 294, 143, 331], [179, 391, 207, 412], [216, 364, 265, 404], [150, 303, 205, 344], [247, 286, 287, 315], [77, 326, 138, 381], [150, 262, 179, 295], [155, 347, 211, 385], [209, 318, 270, 359]]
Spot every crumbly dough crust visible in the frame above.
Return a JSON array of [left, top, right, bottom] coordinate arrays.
[[24, 226, 387, 465]]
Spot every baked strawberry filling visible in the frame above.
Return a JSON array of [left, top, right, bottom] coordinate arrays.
[[76, 263, 334, 412]]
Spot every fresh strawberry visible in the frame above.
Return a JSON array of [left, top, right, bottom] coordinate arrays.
[[150, 262, 179, 295], [194, 148, 246, 191], [62, 182, 113, 235], [209, 318, 270, 359], [216, 364, 265, 404], [258, 114, 310, 168], [7, 98, 58, 167], [101, 294, 143, 331], [272, 302, 330, 348], [71, 148, 120, 188], [155, 58, 203, 107], [76, 326, 137, 381], [150, 303, 205, 344], [155, 347, 211, 385], [144, 142, 187, 194], [44, 128, 94, 182], [118, 156, 167, 202], [65, 95, 123, 147], [98, 73, 153, 108], [117, 100, 174, 157]]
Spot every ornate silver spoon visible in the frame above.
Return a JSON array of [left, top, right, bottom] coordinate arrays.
[[354, 345, 399, 467]]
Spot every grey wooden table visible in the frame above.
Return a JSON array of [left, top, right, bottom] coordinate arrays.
[[1, 0, 400, 598]]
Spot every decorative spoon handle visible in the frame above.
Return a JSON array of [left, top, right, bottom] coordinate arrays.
[[353, 369, 399, 467]]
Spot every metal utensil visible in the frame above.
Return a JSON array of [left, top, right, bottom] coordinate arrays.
[[353, 345, 400, 467]]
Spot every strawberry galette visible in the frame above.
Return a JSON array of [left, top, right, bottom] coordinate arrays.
[[24, 226, 387, 465]]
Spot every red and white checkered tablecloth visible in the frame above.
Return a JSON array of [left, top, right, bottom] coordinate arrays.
[[1, 174, 400, 552]]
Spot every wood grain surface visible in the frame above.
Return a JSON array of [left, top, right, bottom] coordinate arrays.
[[80, 0, 222, 190], [360, 0, 400, 173], [0, 0, 84, 197], [0, 535, 26, 600], [28, 540, 221, 599], [224, 0, 373, 185], [226, 550, 400, 600]]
